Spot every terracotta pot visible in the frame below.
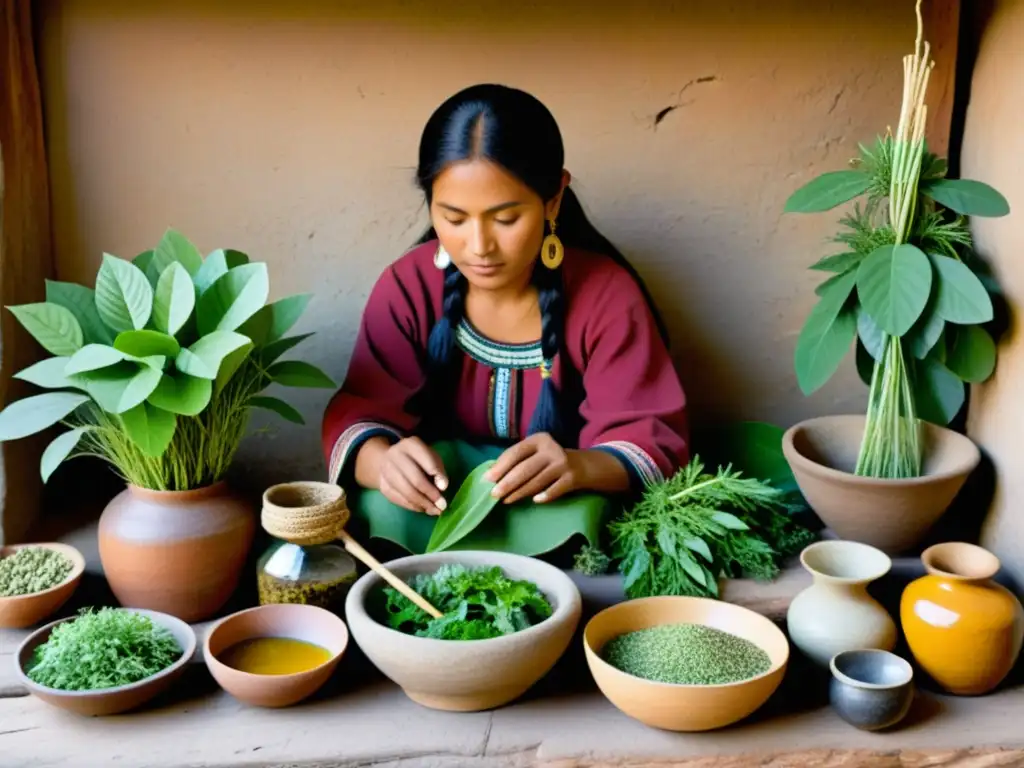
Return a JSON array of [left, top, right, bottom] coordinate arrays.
[[785, 540, 896, 667], [901, 542, 1024, 695], [782, 415, 980, 554], [98, 482, 255, 622]]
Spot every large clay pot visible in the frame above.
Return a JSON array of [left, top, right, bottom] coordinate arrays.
[[786, 540, 897, 667], [782, 415, 980, 554], [901, 542, 1024, 696], [98, 483, 255, 622]]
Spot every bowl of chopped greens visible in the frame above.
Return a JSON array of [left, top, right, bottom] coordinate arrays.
[[0, 543, 85, 629], [15, 606, 196, 716], [583, 596, 789, 731], [345, 550, 581, 712]]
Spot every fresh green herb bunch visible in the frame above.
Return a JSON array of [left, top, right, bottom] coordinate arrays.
[[573, 544, 612, 576], [785, 0, 1010, 479], [26, 607, 182, 691], [0, 228, 335, 490], [0, 547, 74, 596], [607, 457, 815, 600], [383, 564, 553, 640]]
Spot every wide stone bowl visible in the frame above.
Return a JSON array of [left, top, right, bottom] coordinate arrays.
[[345, 550, 582, 712]]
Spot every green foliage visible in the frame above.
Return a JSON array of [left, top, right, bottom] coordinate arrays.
[[606, 457, 816, 600], [382, 564, 553, 640], [0, 228, 335, 490], [25, 608, 182, 691], [426, 461, 501, 552]]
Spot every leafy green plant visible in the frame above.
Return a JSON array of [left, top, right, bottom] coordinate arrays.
[[382, 563, 553, 640], [784, 1, 1009, 478], [606, 457, 816, 600], [0, 228, 334, 490]]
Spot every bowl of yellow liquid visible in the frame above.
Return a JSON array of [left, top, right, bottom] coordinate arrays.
[[204, 603, 348, 707]]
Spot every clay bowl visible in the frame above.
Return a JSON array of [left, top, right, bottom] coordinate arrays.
[[15, 608, 196, 716], [345, 550, 582, 712], [204, 603, 349, 708], [0, 543, 86, 629], [584, 596, 789, 732], [829, 649, 915, 731]]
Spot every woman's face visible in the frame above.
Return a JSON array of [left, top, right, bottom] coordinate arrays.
[[430, 159, 568, 292]]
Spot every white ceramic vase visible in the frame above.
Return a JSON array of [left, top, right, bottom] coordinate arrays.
[[786, 540, 897, 667]]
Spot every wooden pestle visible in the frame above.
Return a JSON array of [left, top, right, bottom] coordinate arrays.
[[261, 481, 443, 619]]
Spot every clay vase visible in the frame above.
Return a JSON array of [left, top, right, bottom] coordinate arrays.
[[901, 542, 1024, 695], [782, 415, 980, 554], [786, 540, 897, 667], [98, 482, 256, 622]]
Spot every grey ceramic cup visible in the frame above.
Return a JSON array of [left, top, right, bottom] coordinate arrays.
[[829, 649, 914, 731]]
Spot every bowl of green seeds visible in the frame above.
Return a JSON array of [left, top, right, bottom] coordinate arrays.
[[0, 543, 85, 629], [583, 595, 789, 732]]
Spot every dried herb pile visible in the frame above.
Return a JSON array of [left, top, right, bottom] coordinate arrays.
[[0, 547, 74, 596], [383, 564, 552, 640]]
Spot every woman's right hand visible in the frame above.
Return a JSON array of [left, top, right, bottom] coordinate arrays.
[[377, 437, 449, 515]]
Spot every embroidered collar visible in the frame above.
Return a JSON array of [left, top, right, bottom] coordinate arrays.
[[454, 319, 544, 369]]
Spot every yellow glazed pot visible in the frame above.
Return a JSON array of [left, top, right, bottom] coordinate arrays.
[[901, 542, 1024, 695]]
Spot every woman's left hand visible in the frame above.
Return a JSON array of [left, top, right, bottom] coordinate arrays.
[[484, 433, 580, 505]]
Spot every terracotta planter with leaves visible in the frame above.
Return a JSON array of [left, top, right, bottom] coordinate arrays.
[[98, 482, 255, 622]]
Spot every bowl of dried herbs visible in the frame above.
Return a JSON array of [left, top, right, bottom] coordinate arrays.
[[0, 543, 85, 629], [583, 595, 789, 731], [15, 606, 196, 716], [345, 550, 581, 712]]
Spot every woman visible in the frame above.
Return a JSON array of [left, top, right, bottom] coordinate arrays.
[[322, 84, 689, 555]]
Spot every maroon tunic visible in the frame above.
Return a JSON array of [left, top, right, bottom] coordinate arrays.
[[322, 240, 689, 490]]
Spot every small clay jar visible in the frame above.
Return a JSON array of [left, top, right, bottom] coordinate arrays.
[[901, 541, 1024, 695]]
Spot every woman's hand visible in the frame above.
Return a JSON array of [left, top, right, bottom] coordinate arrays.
[[357, 436, 449, 515], [485, 433, 580, 504]]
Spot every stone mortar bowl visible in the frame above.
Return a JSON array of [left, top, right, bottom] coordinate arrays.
[[345, 550, 582, 712], [829, 648, 915, 731]]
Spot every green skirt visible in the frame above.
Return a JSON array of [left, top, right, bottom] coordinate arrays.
[[345, 440, 619, 557]]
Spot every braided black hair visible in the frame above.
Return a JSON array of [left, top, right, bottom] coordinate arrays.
[[415, 84, 668, 441]]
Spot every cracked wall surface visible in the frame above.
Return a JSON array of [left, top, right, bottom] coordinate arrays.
[[35, 0, 958, 485]]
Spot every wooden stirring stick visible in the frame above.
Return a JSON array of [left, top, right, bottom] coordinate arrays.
[[261, 481, 444, 619]]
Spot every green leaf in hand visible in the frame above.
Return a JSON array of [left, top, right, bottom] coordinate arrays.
[[426, 461, 502, 552], [7, 303, 84, 356]]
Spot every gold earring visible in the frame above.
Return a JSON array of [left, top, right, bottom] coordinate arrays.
[[434, 243, 451, 270], [541, 218, 564, 269]]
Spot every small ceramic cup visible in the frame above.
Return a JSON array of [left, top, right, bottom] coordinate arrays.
[[829, 648, 914, 731]]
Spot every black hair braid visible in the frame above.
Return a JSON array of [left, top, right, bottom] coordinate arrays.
[[426, 263, 467, 374], [527, 258, 566, 438]]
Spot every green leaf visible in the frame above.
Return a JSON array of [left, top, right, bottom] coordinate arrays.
[[266, 360, 335, 388], [175, 331, 252, 380], [794, 270, 858, 395], [906, 301, 945, 360], [855, 339, 876, 386], [45, 281, 113, 344], [0, 392, 90, 441], [426, 461, 501, 552], [856, 244, 933, 336], [7, 303, 84, 356], [132, 249, 155, 274], [260, 333, 313, 365], [684, 537, 713, 563], [945, 325, 996, 383], [240, 294, 312, 346], [784, 170, 871, 213], [810, 252, 864, 273], [675, 550, 707, 587], [95, 253, 154, 332], [692, 421, 794, 490], [196, 263, 268, 335], [815, 270, 856, 297], [75, 362, 163, 414], [65, 344, 132, 375], [147, 372, 212, 416], [857, 307, 885, 360], [213, 344, 254, 395], [249, 396, 305, 425], [13, 357, 77, 390], [152, 262, 196, 336], [192, 248, 250, 295], [114, 330, 180, 359], [928, 252, 994, 325], [149, 228, 203, 279], [621, 547, 651, 592], [41, 427, 91, 482], [120, 402, 177, 458], [922, 178, 1010, 217], [914, 357, 965, 425], [711, 511, 749, 531]]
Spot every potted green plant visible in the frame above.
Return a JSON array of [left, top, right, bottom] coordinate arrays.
[[780, 2, 1009, 553], [0, 228, 334, 621]]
